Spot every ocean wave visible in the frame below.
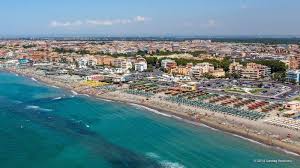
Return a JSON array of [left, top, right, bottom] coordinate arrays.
[[200, 124, 218, 131], [79, 94, 90, 97], [71, 90, 78, 95], [25, 105, 53, 112], [52, 97, 62, 100], [129, 103, 172, 118], [232, 134, 300, 156], [50, 85, 59, 88], [97, 98, 113, 102], [146, 152, 185, 168], [275, 147, 300, 156], [160, 160, 185, 168], [232, 134, 267, 146], [171, 115, 183, 120], [146, 152, 160, 159]]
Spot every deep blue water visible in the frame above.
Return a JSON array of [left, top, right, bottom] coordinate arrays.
[[0, 71, 299, 168]]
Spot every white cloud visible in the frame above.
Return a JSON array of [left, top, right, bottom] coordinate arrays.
[[50, 16, 150, 28], [50, 20, 82, 27]]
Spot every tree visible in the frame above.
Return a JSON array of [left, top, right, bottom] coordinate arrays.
[[203, 73, 214, 79], [272, 72, 286, 82]]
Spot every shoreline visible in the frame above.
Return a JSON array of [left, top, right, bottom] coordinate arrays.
[[2, 68, 300, 157]]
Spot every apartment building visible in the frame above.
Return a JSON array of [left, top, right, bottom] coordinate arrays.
[[161, 59, 177, 70], [286, 70, 300, 83], [134, 57, 148, 72], [229, 61, 243, 75], [288, 55, 300, 70], [96, 56, 115, 66], [241, 63, 271, 79], [191, 62, 214, 79], [113, 57, 132, 70]]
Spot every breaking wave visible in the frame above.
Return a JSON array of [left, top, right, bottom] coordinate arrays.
[[129, 103, 172, 118], [25, 105, 53, 112], [52, 97, 62, 100], [146, 152, 185, 168]]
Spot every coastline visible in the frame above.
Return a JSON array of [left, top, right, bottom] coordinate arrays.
[[2, 68, 300, 157]]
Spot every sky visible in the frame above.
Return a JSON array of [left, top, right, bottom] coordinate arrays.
[[0, 0, 299, 37]]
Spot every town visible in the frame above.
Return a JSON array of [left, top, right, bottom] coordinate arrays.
[[1, 39, 300, 153]]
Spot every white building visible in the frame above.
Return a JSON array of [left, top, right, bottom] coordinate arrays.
[[191, 62, 214, 79], [78, 58, 88, 69], [135, 62, 147, 72], [287, 70, 300, 83]]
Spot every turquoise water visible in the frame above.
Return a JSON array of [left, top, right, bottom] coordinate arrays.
[[0, 71, 299, 168]]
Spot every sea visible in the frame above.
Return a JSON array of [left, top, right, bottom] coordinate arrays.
[[0, 71, 299, 168]]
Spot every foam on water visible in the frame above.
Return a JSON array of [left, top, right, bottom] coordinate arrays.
[[71, 90, 78, 95], [232, 134, 300, 156], [232, 134, 267, 146], [146, 152, 185, 168], [146, 152, 160, 159], [25, 105, 53, 112], [160, 160, 186, 168], [275, 147, 300, 156], [52, 97, 62, 100], [129, 103, 172, 118], [50, 85, 59, 89], [79, 94, 90, 97], [97, 98, 113, 102], [200, 123, 218, 131]]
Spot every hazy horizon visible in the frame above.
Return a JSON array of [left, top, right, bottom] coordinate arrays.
[[0, 0, 299, 37]]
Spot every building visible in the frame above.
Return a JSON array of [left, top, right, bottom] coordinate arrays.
[[96, 56, 115, 66], [113, 58, 132, 70], [286, 70, 300, 83], [135, 62, 147, 72], [161, 59, 177, 70], [288, 55, 300, 70], [229, 61, 243, 75], [241, 63, 271, 79], [191, 62, 214, 79], [170, 66, 191, 76], [211, 68, 225, 78], [78, 58, 88, 69]]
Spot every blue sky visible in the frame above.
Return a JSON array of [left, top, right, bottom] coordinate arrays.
[[0, 0, 299, 36]]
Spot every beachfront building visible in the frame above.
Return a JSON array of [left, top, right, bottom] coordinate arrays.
[[134, 62, 147, 72], [241, 63, 271, 79], [134, 57, 148, 72], [87, 57, 97, 67], [288, 55, 300, 70], [170, 65, 191, 76], [78, 58, 88, 69], [113, 58, 132, 70], [286, 70, 300, 83], [191, 62, 214, 79], [229, 61, 243, 75], [96, 56, 115, 66], [211, 68, 225, 78], [161, 59, 177, 70]]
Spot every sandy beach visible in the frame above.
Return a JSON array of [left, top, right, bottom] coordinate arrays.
[[3, 67, 300, 156]]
